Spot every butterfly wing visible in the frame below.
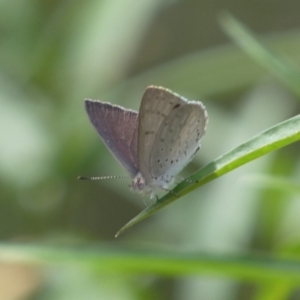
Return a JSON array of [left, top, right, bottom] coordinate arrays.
[[149, 101, 208, 185], [85, 99, 139, 177], [137, 86, 188, 183]]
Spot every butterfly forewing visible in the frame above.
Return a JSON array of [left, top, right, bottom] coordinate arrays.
[[137, 86, 185, 183], [85, 100, 139, 176]]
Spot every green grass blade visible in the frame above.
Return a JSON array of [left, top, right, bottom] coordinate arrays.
[[1, 243, 300, 282], [108, 30, 300, 104], [116, 114, 300, 237], [255, 282, 295, 300], [219, 13, 300, 97]]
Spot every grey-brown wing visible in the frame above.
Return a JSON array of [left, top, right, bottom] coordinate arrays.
[[85, 99, 138, 176], [149, 101, 208, 182], [137, 86, 186, 183]]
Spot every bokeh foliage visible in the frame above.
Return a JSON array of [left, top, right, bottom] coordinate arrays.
[[1, 1, 300, 299]]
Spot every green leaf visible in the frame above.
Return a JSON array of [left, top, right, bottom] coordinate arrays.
[[116, 114, 300, 237], [243, 174, 300, 195]]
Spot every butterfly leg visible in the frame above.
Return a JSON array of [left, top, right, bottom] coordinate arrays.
[[142, 193, 157, 206], [161, 187, 179, 197], [184, 177, 198, 184]]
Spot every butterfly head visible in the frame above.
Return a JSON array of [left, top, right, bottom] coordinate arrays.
[[131, 172, 147, 193], [131, 172, 171, 199], [131, 172, 159, 199]]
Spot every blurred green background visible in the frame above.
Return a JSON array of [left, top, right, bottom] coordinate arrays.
[[1, 0, 300, 299]]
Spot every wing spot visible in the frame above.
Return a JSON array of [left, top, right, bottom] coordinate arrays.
[[160, 138, 165, 142], [157, 159, 160, 163], [171, 160, 174, 164], [173, 104, 181, 109], [165, 159, 168, 162], [145, 130, 155, 135], [156, 111, 167, 118]]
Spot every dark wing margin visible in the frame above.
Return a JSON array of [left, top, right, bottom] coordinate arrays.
[[85, 99, 139, 177]]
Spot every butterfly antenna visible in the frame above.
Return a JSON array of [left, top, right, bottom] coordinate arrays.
[[77, 175, 129, 180]]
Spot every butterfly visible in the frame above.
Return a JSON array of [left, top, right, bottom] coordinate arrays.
[[83, 86, 208, 198]]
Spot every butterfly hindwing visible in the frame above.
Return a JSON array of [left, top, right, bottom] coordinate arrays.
[[149, 101, 208, 184]]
